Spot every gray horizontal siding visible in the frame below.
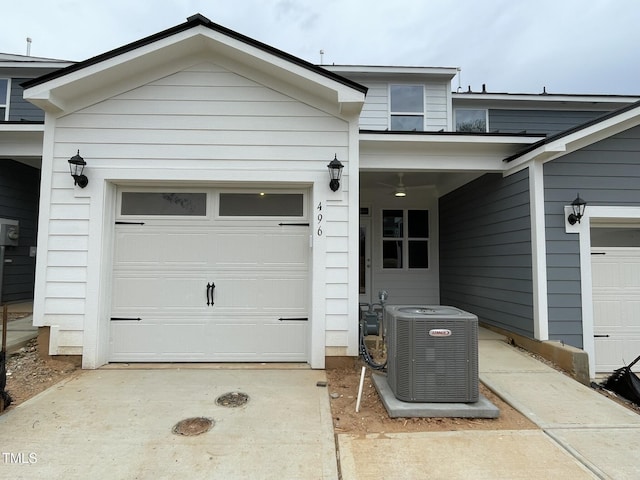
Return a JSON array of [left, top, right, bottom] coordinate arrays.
[[0, 160, 39, 303], [439, 170, 534, 337], [544, 124, 640, 348], [9, 77, 45, 121], [489, 110, 606, 135]]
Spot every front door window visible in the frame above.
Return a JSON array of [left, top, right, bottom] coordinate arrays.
[[382, 209, 429, 269]]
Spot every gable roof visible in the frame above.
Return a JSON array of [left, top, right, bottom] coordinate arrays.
[[504, 99, 640, 168], [22, 14, 365, 94], [22, 14, 366, 116]]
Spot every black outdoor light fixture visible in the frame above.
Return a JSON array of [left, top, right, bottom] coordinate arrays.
[[567, 193, 587, 225], [68, 150, 88, 188], [327, 154, 344, 192]]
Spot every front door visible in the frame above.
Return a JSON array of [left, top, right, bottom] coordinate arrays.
[[109, 189, 310, 362]]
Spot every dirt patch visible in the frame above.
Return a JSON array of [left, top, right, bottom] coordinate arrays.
[[2, 338, 77, 411], [326, 361, 537, 434], [3, 336, 637, 430]]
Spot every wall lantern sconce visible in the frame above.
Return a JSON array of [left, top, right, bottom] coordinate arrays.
[[567, 193, 587, 225], [327, 154, 344, 192], [68, 150, 88, 188]]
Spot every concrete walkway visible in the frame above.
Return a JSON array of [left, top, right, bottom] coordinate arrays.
[[2, 321, 640, 478], [1, 302, 37, 352], [338, 328, 640, 479]]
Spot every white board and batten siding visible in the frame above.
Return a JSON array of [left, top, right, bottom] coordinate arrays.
[[34, 62, 359, 367]]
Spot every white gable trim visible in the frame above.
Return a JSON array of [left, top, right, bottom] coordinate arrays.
[[24, 26, 364, 116], [505, 104, 640, 175]]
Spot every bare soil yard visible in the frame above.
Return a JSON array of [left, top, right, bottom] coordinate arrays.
[[3, 337, 636, 432]]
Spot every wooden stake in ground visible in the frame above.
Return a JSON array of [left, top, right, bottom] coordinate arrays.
[[355, 366, 366, 413]]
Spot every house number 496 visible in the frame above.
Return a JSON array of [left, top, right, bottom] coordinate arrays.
[[316, 202, 323, 236]]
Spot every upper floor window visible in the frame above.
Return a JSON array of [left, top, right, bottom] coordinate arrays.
[[390, 85, 424, 131], [0, 79, 8, 121], [455, 109, 487, 132]]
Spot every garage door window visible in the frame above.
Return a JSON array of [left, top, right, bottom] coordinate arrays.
[[121, 192, 207, 216], [219, 193, 304, 217]]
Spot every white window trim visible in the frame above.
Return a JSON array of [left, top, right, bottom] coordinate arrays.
[[389, 84, 425, 131], [1, 78, 10, 121]]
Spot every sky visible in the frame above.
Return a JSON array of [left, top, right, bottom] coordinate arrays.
[[2, 0, 639, 95]]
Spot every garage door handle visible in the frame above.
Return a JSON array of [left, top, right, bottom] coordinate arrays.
[[594, 334, 610, 338], [206, 282, 215, 306]]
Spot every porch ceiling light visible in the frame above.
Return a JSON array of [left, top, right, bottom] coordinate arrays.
[[567, 193, 586, 225], [394, 186, 407, 197], [68, 150, 88, 188], [328, 154, 344, 192]]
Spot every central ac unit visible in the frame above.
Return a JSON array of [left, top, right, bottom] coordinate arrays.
[[385, 305, 479, 403]]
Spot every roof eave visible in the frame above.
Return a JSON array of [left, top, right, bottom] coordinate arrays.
[[23, 15, 366, 115], [504, 100, 640, 171], [21, 14, 366, 95]]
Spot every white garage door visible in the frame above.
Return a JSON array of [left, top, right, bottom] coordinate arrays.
[[592, 247, 640, 373], [110, 190, 310, 362]]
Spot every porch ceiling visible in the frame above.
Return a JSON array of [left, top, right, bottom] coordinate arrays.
[[360, 170, 483, 198]]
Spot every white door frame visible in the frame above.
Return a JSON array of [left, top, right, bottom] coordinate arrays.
[[565, 205, 640, 378], [359, 216, 372, 306]]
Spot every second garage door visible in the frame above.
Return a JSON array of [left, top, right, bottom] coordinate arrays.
[[592, 247, 640, 373], [109, 189, 310, 362]]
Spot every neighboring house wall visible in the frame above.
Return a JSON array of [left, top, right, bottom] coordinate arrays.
[[489, 110, 606, 135], [352, 78, 449, 131], [543, 124, 640, 348], [0, 160, 38, 303], [8, 78, 45, 121], [35, 62, 355, 363], [439, 169, 534, 336]]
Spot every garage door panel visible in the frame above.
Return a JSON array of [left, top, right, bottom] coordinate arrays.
[[110, 323, 207, 358], [111, 191, 310, 363], [260, 278, 308, 310], [593, 301, 622, 328], [211, 323, 260, 354], [164, 233, 210, 264], [212, 232, 261, 265], [210, 231, 308, 268], [262, 233, 308, 266], [595, 336, 640, 372], [622, 262, 640, 287], [262, 323, 307, 355], [112, 276, 209, 312], [115, 231, 209, 266], [214, 276, 307, 312], [593, 247, 640, 373], [114, 232, 164, 264]]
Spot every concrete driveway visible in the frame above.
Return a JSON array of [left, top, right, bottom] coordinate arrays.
[[0, 368, 337, 480]]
